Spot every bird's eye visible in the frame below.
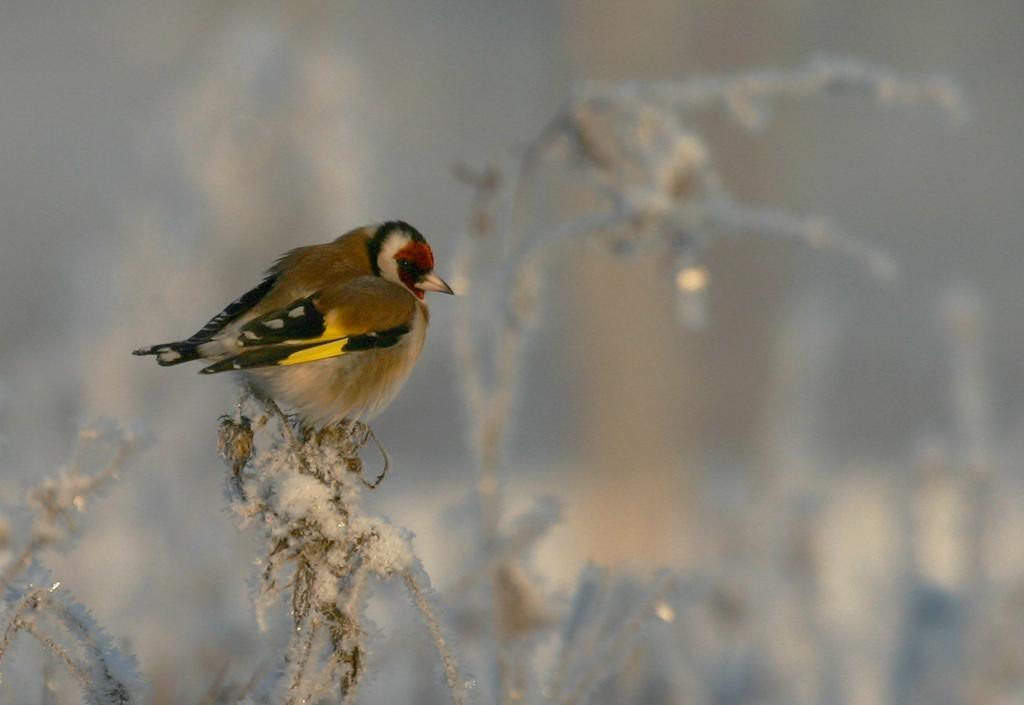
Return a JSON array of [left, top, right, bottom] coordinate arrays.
[[398, 259, 414, 272]]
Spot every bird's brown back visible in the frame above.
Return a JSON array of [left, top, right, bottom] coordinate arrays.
[[251, 227, 376, 315]]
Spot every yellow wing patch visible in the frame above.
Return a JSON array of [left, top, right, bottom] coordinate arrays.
[[278, 338, 350, 366]]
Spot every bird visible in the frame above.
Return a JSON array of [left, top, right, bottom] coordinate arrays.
[[134, 221, 453, 427]]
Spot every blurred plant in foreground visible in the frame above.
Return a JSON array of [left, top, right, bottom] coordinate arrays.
[[0, 424, 139, 705]]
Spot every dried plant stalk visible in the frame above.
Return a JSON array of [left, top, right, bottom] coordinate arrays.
[[219, 386, 466, 704], [0, 424, 140, 705]]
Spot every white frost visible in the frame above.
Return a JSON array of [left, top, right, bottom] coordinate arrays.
[[349, 515, 413, 577]]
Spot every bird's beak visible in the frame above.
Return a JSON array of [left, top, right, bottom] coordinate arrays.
[[416, 271, 455, 295]]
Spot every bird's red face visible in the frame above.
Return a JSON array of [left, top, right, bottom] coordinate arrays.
[[394, 241, 436, 300], [372, 221, 454, 298], [393, 242, 454, 299]]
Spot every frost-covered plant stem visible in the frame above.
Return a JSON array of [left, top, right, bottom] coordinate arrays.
[[1, 593, 93, 693], [0, 424, 140, 705], [219, 386, 466, 705], [2, 588, 138, 705], [0, 429, 133, 593], [402, 567, 467, 703]]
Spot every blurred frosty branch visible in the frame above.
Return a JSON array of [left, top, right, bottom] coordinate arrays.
[[455, 56, 961, 490], [450, 58, 962, 705], [0, 424, 140, 705], [571, 57, 965, 128]]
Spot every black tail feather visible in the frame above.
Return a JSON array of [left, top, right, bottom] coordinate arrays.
[[132, 341, 201, 366], [198, 345, 298, 374]]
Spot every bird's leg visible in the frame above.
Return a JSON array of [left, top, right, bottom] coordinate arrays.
[[355, 423, 390, 490], [362, 429, 390, 489]]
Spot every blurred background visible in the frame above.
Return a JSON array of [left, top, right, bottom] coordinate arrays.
[[1, 1, 1022, 703]]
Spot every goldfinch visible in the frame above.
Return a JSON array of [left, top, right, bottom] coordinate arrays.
[[134, 221, 453, 426]]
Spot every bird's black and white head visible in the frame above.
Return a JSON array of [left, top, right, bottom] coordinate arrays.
[[368, 221, 454, 300]]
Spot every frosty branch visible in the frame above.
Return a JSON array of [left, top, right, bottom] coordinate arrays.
[[217, 386, 466, 705], [450, 57, 961, 705], [0, 424, 140, 705]]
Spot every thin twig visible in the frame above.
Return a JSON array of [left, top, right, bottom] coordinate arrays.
[[359, 425, 390, 489], [23, 622, 93, 694], [283, 618, 319, 705], [402, 567, 468, 705]]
